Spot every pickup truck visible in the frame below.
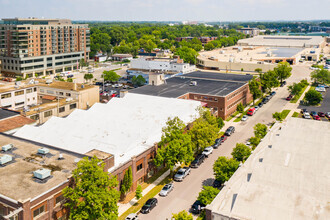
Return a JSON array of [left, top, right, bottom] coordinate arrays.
[[174, 167, 191, 181]]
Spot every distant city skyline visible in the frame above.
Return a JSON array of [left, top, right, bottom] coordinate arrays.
[[0, 0, 329, 22]]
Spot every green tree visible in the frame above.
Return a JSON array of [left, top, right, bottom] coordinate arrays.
[[174, 46, 199, 64], [197, 186, 220, 206], [172, 210, 193, 220], [189, 117, 219, 154], [249, 78, 262, 104], [63, 156, 119, 220], [272, 112, 283, 122], [216, 117, 225, 129], [260, 70, 279, 94], [213, 157, 240, 184], [236, 103, 244, 113], [274, 62, 292, 84], [310, 68, 330, 84], [231, 143, 251, 162], [288, 83, 302, 96], [84, 73, 94, 82], [154, 117, 194, 170], [121, 167, 133, 196], [67, 78, 73, 82], [16, 76, 23, 81], [132, 75, 146, 87], [249, 136, 260, 149], [253, 123, 268, 139], [79, 58, 87, 67], [135, 185, 142, 200], [304, 89, 323, 105], [102, 70, 121, 82], [204, 42, 215, 51]]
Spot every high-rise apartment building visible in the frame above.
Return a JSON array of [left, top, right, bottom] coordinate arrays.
[[0, 18, 90, 78]]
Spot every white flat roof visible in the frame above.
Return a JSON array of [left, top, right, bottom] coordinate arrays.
[[238, 35, 324, 48], [14, 93, 201, 170], [207, 118, 330, 220]]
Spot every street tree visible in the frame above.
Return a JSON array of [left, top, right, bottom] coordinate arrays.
[[172, 210, 193, 220], [249, 77, 262, 104], [236, 103, 244, 113], [135, 185, 142, 200], [154, 117, 194, 170], [189, 117, 219, 154], [310, 68, 330, 84], [304, 89, 323, 105], [231, 143, 251, 162], [63, 156, 119, 220], [249, 136, 260, 149], [120, 167, 133, 196], [216, 117, 225, 129], [274, 62, 292, 84], [213, 156, 240, 184], [204, 42, 215, 51], [197, 186, 220, 205], [102, 70, 121, 82], [253, 123, 268, 139], [174, 46, 199, 64], [260, 71, 279, 94], [255, 68, 262, 73], [84, 73, 94, 83], [132, 75, 146, 87], [288, 83, 302, 96]]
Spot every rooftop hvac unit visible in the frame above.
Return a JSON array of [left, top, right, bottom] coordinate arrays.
[[33, 168, 51, 180], [46, 79, 53, 84], [38, 148, 50, 155], [0, 155, 13, 165], [66, 98, 73, 102], [189, 81, 197, 86], [2, 144, 13, 152]]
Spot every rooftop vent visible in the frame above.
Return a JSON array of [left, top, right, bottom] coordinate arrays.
[[38, 148, 50, 155], [0, 155, 13, 165], [2, 144, 13, 152], [189, 81, 197, 86], [33, 168, 51, 180], [46, 79, 53, 84], [268, 145, 272, 148], [58, 153, 64, 160]]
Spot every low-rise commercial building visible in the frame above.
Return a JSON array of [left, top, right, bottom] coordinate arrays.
[[0, 108, 35, 134], [131, 71, 253, 119], [236, 27, 260, 36], [111, 54, 133, 61], [205, 118, 330, 220], [14, 93, 201, 193]]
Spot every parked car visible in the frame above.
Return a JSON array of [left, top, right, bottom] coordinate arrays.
[[266, 95, 271, 100], [213, 179, 222, 188], [141, 198, 158, 214], [190, 154, 206, 168], [225, 126, 235, 136], [310, 111, 317, 117], [202, 146, 213, 157], [286, 94, 293, 101], [262, 98, 268, 104], [159, 183, 174, 197], [258, 102, 263, 108], [301, 109, 307, 114], [313, 115, 321, 121], [174, 167, 191, 181], [247, 108, 255, 116], [212, 138, 221, 149], [220, 135, 227, 143], [271, 91, 276, 96], [241, 115, 248, 121], [303, 112, 311, 119], [254, 106, 259, 111], [325, 112, 330, 118], [191, 200, 206, 214], [315, 87, 326, 92], [280, 81, 287, 87], [318, 112, 325, 117], [125, 213, 138, 220]]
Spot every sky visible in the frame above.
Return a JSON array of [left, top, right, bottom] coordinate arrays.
[[0, 0, 329, 22]]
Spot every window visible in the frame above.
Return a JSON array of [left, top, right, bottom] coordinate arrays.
[[55, 194, 64, 205], [34, 88, 37, 92], [30, 114, 39, 120], [137, 163, 143, 172], [44, 110, 52, 117], [40, 89, 44, 93], [1, 93, 11, 99], [0, 206, 5, 216], [15, 101, 24, 106], [33, 205, 45, 218], [26, 88, 32, 93], [59, 92, 64, 96], [47, 90, 54, 94], [59, 107, 65, 113], [69, 103, 76, 109], [2, 105, 12, 108], [66, 93, 71, 97]]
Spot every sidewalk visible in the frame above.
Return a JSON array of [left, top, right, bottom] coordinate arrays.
[[118, 169, 170, 216], [285, 85, 311, 117]]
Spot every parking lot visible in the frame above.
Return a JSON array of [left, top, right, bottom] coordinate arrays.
[[298, 88, 330, 118]]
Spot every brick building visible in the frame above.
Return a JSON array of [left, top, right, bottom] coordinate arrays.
[[131, 71, 253, 119], [0, 18, 90, 78]]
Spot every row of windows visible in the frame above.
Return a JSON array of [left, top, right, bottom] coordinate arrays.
[[193, 95, 218, 102], [32, 194, 64, 219], [227, 88, 245, 101], [0, 88, 36, 99], [227, 96, 246, 110], [39, 89, 71, 97]]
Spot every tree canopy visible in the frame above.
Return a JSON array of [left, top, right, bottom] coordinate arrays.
[[63, 156, 119, 220], [231, 143, 251, 162], [253, 123, 268, 139], [213, 156, 240, 184], [132, 75, 146, 87], [260, 70, 279, 94], [304, 89, 323, 105], [174, 46, 199, 64], [310, 68, 330, 84], [172, 210, 193, 220], [197, 186, 220, 205], [274, 62, 292, 84], [102, 70, 121, 82], [121, 167, 133, 195], [249, 77, 262, 104]]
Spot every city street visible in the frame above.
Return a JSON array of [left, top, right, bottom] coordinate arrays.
[[138, 65, 312, 220]]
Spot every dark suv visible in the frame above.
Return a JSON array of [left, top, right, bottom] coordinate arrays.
[[141, 198, 158, 214], [191, 200, 206, 214], [212, 138, 221, 149], [225, 126, 235, 136], [190, 154, 205, 168]]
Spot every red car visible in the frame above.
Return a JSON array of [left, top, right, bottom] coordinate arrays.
[[220, 135, 227, 143], [318, 112, 325, 117], [286, 94, 293, 101], [313, 115, 321, 121], [247, 108, 255, 116]]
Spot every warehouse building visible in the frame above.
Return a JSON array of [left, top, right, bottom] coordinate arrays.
[[205, 118, 330, 220], [131, 71, 253, 119]]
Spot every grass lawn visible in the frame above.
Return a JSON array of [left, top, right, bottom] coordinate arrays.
[[292, 112, 299, 117], [118, 176, 172, 220], [281, 109, 291, 120], [226, 111, 239, 122], [290, 85, 308, 103], [234, 110, 248, 122]]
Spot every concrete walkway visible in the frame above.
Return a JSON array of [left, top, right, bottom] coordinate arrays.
[[118, 169, 170, 216], [286, 85, 311, 117]]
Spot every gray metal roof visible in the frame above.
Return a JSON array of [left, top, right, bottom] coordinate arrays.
[[0, 108, 20, 120]]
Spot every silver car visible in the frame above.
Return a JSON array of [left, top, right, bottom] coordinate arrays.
[[174, 167, 190, 181], [159, 183, 174, 196]]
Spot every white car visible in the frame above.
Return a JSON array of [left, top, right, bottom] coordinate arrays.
[[159, 183, 174, 196], [241, 115, 248, 121], [315, 87, 326, 92], [254, 106, 259, 111], [125, 213, 138, 220], [303, 112, 311, 119], [202, 146, 213, 157]]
